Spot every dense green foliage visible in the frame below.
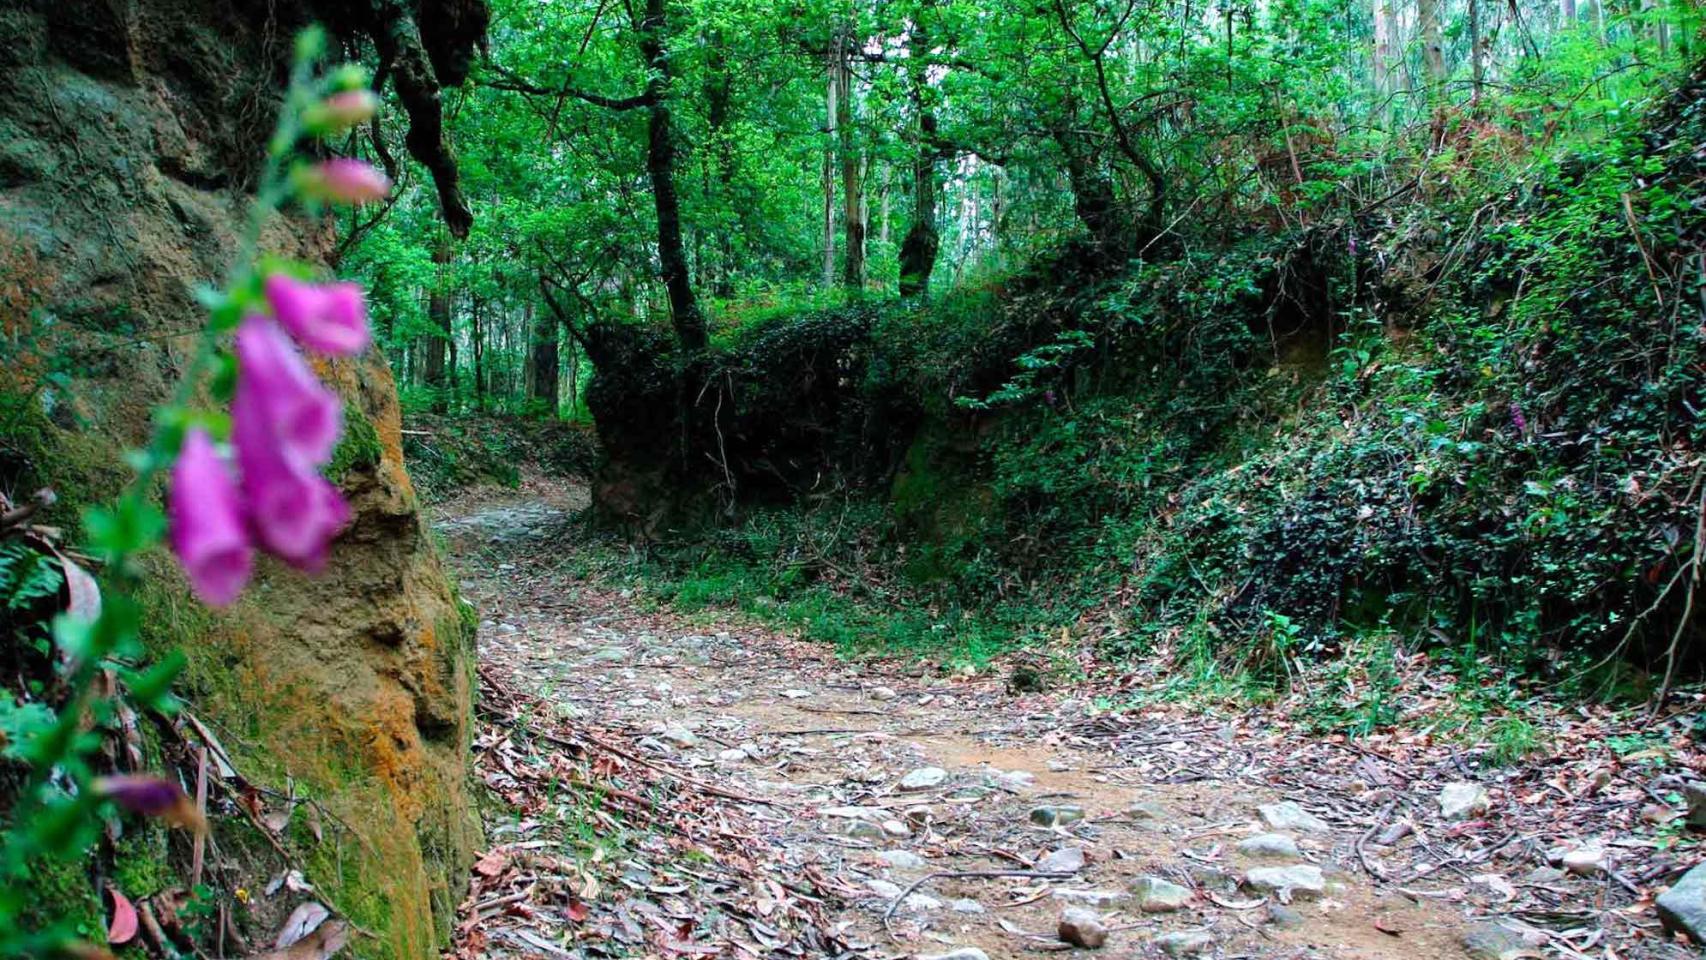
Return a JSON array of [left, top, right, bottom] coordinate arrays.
[[349, 0, 1706, 696]]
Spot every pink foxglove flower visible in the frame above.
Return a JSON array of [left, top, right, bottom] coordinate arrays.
[[234, 315, 342, 467], [168, 428, 252, 606], [265, 274, 371, 356], [232, 418, 348, 569], [232, 427, 351, 572], [301, 158, 391, 204]]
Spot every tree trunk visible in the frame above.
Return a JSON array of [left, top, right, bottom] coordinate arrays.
[[1373, 0, 1393, 94], [1468, 0, 1484, 108], [528, 301, 558, 414], [837, 28, 866, 289], [1058, 126, 1121, 252], [566, 338, 581, 415], [821, 31, 840, 288], [471, 295, 485, 409], [423, 237, 451, 414], [1562, 0, 1577, 23], [638, 0, 708, 352], [878, 168, 891, 246], [1418, 0, 1445, 90], [898, 4, 940, 298], [705, 33, 736, 298]]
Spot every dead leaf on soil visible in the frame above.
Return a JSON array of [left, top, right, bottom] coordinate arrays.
[[105, 885, 138, 945], [474, 849, 507, 877], [273, 901, 330, 949], [249, 919, 349, 960]]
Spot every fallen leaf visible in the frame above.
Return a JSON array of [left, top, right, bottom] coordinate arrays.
[[249, 919, 350, 960], [105, 886, 138, 945], [274, 901, 330, 949], [263, 802, 296, 834], [473, 849, 507, 878], [1373, 918, 1404, 936], [57, 551, 100, 620]]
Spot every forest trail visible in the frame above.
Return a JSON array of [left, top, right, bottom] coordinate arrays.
[[433, 487, 1632, 960]]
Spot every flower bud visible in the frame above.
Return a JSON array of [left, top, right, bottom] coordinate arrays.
[[326, 63, 371, 92], [305, 90, 380, 135], [297, 159, 391, 205]]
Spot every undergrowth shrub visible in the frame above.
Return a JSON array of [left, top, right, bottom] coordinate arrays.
[[613, 67, 1706, 699]]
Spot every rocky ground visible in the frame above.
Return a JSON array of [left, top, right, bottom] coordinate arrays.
[[436, 484, 1706, 960]]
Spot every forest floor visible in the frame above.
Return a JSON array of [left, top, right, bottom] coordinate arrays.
[[433, 477, 1702, 960]]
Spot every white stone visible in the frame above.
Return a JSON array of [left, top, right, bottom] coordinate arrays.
[[1237, 833, 1301, 860], [871, 685, 898, 700], [1051, 888, 1131, 908], [1132, 876, 1191, 912], [866, 878, 939, 911], [1258, 801, 1330, 834], [1154, 931, 1215, 957], [1562, 846, 1606, 876], [878, 850, 926, 870], [900, 767, 950, 791], [1439, 782, 1491, 820], [1037, 846, 1088, 874], [1244, 865, 1327, 902], [661, 725, 698, 748]]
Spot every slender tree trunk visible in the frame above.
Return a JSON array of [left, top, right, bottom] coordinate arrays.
[[566, 338, 581, 416], [423, 237, 451, 414], [1468, 0, 1485, 109], [446, 315, 459, 412], [898, 3, 940, 297], [1380, 0, 1400, 99], [638, 0, 707, 352], [821, 31, 840, 288], [878, 168, 891, 246], [1562, 0, 1577, 23], [1418, 0, 1446, 90], [1373, 0, 1392, 95], [471, 296, 485, 409], [528, 300, 558, 414], [837, 27, 866, 289], [705, 33, 736, 298]]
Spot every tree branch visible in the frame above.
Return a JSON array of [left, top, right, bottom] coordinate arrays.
[[482, 65, 653, 110]]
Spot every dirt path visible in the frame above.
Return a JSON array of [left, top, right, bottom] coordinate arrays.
[[437, 490, 1690, 960]]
